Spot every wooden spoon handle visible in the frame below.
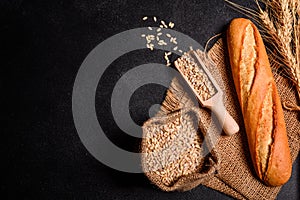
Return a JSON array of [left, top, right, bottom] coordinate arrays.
[[211, 100, 239, 136]]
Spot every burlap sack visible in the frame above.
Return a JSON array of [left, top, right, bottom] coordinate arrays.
[[141, 107, 220, 191], [141, 38, 300, 199]]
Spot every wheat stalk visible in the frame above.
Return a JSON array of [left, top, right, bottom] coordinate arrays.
[[226, 0, 300, 111]]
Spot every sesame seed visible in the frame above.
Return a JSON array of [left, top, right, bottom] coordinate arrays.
[[148, 27, 153, 30], [159, 25, 164, 28], [179, 50, 183, 53], [173, 46, 178, 51], [153, 16, 157, 22], [141, 34, 146, 37], [143, 16, 148, 21], [169, 22, 174, 28], [157, 28, 161, 32], [157, 32, 162, 36], [166, 33, 171, 38]]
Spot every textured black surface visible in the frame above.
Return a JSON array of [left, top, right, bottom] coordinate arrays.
[[1, 0, 299, 199]]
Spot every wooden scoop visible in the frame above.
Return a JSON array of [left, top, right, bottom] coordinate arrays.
[[174, 49, 239, 136]]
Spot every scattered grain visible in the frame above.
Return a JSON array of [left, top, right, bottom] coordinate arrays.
[[161, 20, 168, 28], [158, 40, 167, 46], [146, 43, 154, 51]]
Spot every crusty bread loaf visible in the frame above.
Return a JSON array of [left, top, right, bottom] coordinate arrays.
[[227, 18, 292, 186]]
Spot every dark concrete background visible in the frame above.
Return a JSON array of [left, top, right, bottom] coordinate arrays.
[[1, 0, 298, 199]]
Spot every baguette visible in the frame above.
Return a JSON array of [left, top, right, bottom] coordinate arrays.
[[227, 18, 292, 186]]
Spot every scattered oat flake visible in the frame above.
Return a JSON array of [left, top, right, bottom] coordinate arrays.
[[143, 16, 148, 21], [153, 16, 157, 22]]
